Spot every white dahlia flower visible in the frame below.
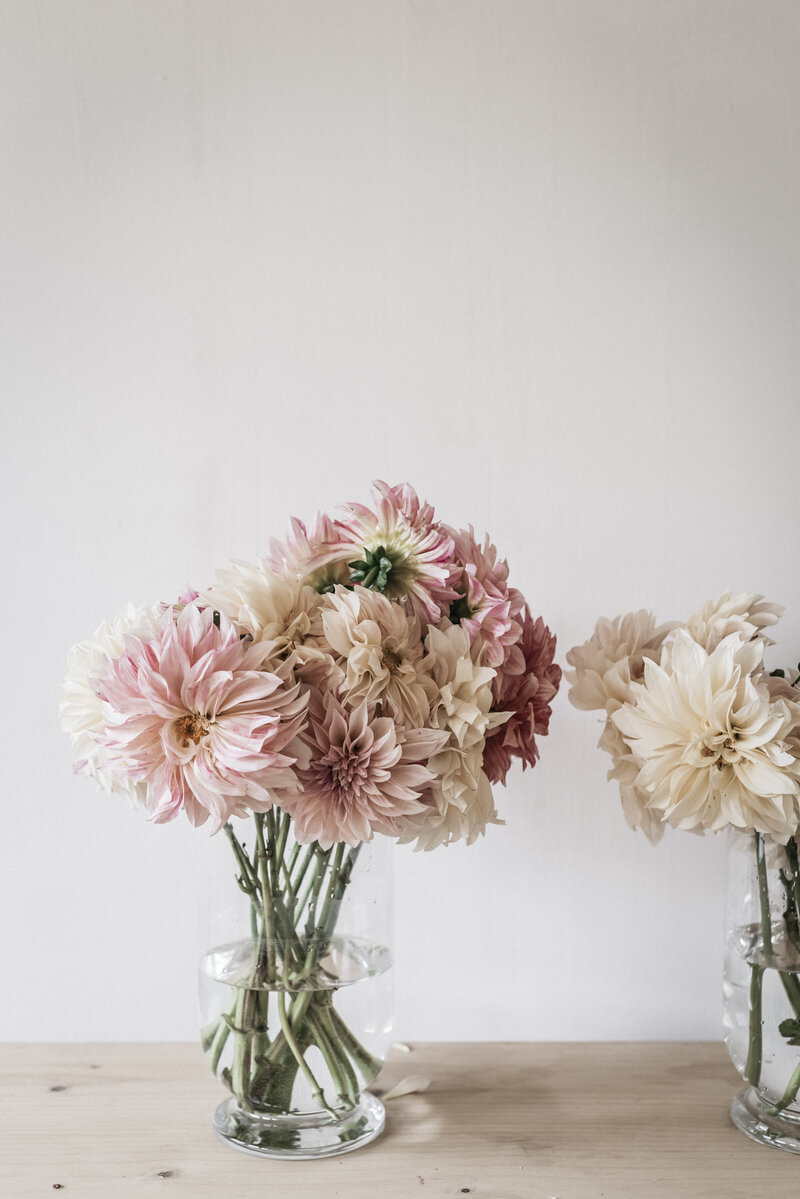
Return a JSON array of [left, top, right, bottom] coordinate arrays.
[[200, 561, 337, 686], [61, 602, 159, 807], [613, 630, 800, 839]]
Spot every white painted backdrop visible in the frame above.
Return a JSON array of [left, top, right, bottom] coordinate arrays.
[[3, 0, 799, 1043]]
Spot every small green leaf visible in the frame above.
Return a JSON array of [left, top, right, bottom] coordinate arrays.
[[779, 1017, 800, 1043]]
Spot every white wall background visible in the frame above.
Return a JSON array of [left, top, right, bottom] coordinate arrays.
[[2, 0, 799, 1043]]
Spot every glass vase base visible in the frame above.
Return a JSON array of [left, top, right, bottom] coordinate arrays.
[[730, 1086, 800, 1155], [212, 1092, 386, 1160]]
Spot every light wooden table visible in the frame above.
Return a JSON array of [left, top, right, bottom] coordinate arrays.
[[2, 1042, 796, 1197]]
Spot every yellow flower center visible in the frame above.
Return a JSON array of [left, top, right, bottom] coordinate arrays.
[[382, 647, 403, 674], [175, 713, 211, 746]]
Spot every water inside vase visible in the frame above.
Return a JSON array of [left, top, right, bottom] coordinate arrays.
[[724, 924, 800, 1108], [199, 935, 393, 1115]]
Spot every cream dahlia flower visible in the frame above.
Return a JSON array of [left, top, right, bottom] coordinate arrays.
[[320, 585, 435, 727], [397, 769, 500, 852], [200, 561, 338, 687], [61, 602, 160, 807], [685, 591, 783, 652], [397, 623, 510, 850], [284, 691, 446, 848], [566, 609, 673, 712], [566, 610, 674, 842], [613, 630, 800, 839], [96, 605, 310, 830], [598, 718, 665, 844]]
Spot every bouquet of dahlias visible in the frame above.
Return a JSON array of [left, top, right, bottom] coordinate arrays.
[[62, 481, 560, 1144], [567, 594, 800, 1137]]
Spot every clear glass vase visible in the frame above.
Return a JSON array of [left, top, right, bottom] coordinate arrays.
[[197, 810, 393, 1159], [724, 829, 800, 1153]]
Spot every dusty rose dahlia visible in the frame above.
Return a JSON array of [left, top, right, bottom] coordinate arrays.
[[338, 480, 457, 624], [96, 605, 310, 830], [284, 690, 446, 847], [446, 526, 524, 671], [483, 608, 561, 785]]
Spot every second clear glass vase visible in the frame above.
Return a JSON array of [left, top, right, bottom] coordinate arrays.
[[197, 810, 393, 1159], [724, 829, 800, 1153]]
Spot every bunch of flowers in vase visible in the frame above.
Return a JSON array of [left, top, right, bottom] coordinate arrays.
[[567, 593, 800, 1152], [62, 480, 561, 1158]]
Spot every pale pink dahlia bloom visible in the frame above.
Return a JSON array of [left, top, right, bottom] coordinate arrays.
[[321, 585, 435, 727], [338, 480, 457, 624], [284, 691, 446, 847], [268, 513, 353, 593], [483, 609, 561, 785], [445, 526, 524, 671], [96, 605, 310, 830]]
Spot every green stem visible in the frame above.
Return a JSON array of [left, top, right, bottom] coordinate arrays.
[[783, 838, 800, 953], [205, 1016, 232, 1077], [316, 1001, 360, 1102], [305, 1005, 355, 1109], [254, 814, 276, 983], [274, 810, 291, 872], [276, 990, 335, 1115], [745, 964, 764, 1086], [229, 988, 255, 1112], [296, 846, 331, 936], [770, 1059, 800, 1116], [745, 834, 773, 1087], [790, 840, 800, 930], [328, 1005, 383, 1082], [780, 971, 800, 1018], [755, 832, 773, 958]]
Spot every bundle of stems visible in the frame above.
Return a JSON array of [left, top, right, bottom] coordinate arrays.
[[745, 832, 800, 1114], [201, 810, 382, 1117]]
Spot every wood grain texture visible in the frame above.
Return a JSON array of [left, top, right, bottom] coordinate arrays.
[[1, 1041, 795, 1197]]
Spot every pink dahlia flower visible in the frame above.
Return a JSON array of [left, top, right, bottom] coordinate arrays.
[[338, 480, 457, 624], [446, 525, 524, 670], [96, 605, 310, 830], [283, 690, 447, 847], [268, 513, 353, 592], [483, 608, 561, 785]]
